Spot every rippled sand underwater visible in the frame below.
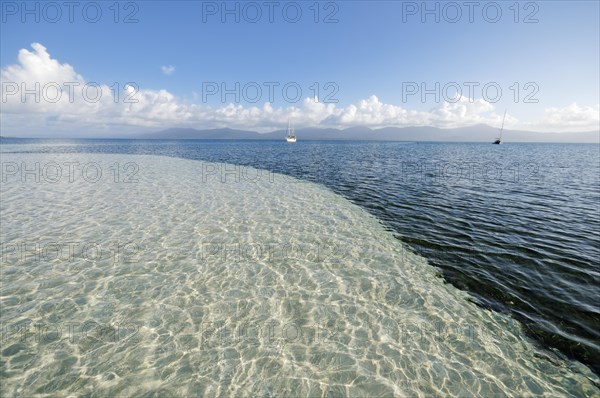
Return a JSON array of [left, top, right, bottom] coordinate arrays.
[[1, 154, 598, 397]]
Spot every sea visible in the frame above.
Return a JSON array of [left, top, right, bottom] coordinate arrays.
[[1, 138, 599, 396]]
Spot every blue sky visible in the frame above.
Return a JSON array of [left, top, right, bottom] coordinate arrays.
[[1, 1, 599, 135]]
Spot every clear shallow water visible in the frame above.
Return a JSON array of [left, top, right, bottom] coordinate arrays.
[[2, 138, 598, 378], [2, 142, 598, 396], [1, 152, 598, 397]]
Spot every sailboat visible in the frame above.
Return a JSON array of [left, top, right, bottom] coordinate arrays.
[[493, 110, 506, 144], [286, 120, 297, 143]]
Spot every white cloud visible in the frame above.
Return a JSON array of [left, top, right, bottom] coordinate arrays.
[[524, 103, 600, 132], [161, 65, 176, 76], [1, 43, 598, 136]]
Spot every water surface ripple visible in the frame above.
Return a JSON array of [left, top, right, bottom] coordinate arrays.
[[2, 139, 599, 383]]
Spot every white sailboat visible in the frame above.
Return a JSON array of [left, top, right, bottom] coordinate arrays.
[[286, 120, 297, 143], [493, 110, 507, 144]]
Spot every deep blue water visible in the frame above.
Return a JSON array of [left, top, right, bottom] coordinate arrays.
[[2, 138, 599, 375]]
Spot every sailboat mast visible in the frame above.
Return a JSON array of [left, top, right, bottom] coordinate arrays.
[[499, 110, 507, 140]]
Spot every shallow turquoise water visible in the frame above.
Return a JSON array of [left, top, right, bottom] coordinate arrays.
[[2, 138, 598, 376], [1, 153, 598, 396]]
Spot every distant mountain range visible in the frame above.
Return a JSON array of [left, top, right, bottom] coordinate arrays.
[[138, 125, 600, 143]]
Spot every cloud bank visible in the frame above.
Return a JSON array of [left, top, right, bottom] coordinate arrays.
[[1, 43, 598, 136]]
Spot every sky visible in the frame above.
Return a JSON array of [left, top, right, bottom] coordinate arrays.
[[1, 0, 599, 137]]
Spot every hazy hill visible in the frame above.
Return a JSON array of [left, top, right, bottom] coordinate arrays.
[[139, 125, 600, 143], [140, 128, 263, 140]]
